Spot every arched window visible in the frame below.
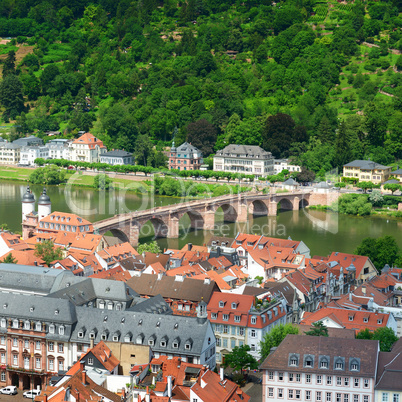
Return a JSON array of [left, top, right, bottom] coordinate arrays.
[[350, 358, 360, 371], [289, 354, 299, 366], [320, 357, 329, 369]]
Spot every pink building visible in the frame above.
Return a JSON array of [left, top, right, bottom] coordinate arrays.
[[169, 141, 203, 171]]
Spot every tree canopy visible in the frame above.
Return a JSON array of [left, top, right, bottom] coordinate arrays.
[[34, 240, 63, 266], [356, 327, 398, 352], [260, 324, 299, 361]]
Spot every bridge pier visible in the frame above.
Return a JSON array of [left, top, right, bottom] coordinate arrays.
[[204, 208, 215, 231], [268, 201, 277, 216], [168, 215, 179, 238], [130, 222, 140, 247], [293, 197, 300, 211], [237, 201, 248, 222]]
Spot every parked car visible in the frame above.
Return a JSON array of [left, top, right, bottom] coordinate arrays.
[[23, 389, 40, 398], [0, 386, 18, 395]]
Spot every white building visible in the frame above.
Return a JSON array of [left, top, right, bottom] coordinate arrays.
[[0, 143, 20, 165], [260, 334, 379, 402], [213, 144, 274, 178], [20, 146, 49, 165], [100, 150, 133, 165], [274, 159, 301, 175], [48, 139, 71, 160], [70, 132, 107, 163]]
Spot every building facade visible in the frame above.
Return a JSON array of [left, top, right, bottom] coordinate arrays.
[[343, 160, 392, 184], [70, 132, 107, 163], [47, 139, 71, 160], [0, 143, 20, 165], [169, 141, 203, 171], [260, 335, 379, 402], [100, 150, 134, 165], [20, 146, 49, 166], [213, 144, 274, 178], [274, 159, 301, 175]]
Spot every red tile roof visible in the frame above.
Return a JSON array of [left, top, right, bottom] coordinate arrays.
[[300, 307, 390, 334], [72, 132, 106, 149]]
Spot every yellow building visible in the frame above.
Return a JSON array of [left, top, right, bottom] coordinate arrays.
[[343, 160, 391, 184]]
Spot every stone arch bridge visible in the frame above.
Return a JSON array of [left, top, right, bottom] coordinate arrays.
[[93, 190, 338, 246]]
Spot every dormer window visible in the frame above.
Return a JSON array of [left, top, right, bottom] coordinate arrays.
[[0, 319, 6, 328], [185, 343, 191, 350], [219, 301, 225, 308], [101, 333, 107, 341], [251, 316, 257, 325], [363, 317, 368, 323], [223, 314, 229, 321], [59, 326, 65, 335], [78, 332, 84, 338], [113, 335, 119, 342], [49, 324, 55, 334], [304, 355, 314, 368], [211, 313, 217, 320], [231, 302, 237, 309], [335, 358, 344, 370], [24, 321, 30, 330], [377, 319, 382, 324], [289, 355, 299, 366], [89, 332, 95, 339], [148, 339, 154, 346], [350, 359, 360, 371], [35, 322, 42, 331], [320, 357, 329, 369], [348, 315, 353, 321], [12, 319, 19, 329], [160, 340, 166, 347], [234, 315, 241, 322], [173, 342, 178, 348]]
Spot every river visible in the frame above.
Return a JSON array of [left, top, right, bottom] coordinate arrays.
[[1, 180, 401, 256]]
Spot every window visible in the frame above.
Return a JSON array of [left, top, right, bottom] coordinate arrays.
[[0, 319, 5, 328], [13, 355, 17, 366], [251, 329, 256, 338], [234, 315, 241, 322], [335, 361, 344, 370], [88, 357, 93, 365], [58, 360, 64, 371], [35, 341, 40, 350], [219, 301, 225, 308], [223, 314, 229, 321], [327, 393, 332, 402], [290, 356, 298, 366], [364, 379, 369, 388], [317, 375, 322, 384], [268, 371, 274, 380], [278, 372, 283, 381], [12, 338, 17, 347], [289, 373, 294, 382], [316, 391, 322, 401], [24, 321, 30, 330], [393, 396, 399, 402], [35, 322, 41, 331], [1, 372, 5, 382], [251, 316, 257, 325], [160, 340, 166, 347], [296, 390, 301, 400], [231, 302, 237, 309], [223, 325, 228, 334], [49, 359, 54, 371], [211, 313, 217, 320], [289, 389, 294, 399], [59, 326, 64, 335], [306, 374, 311, 383], [354, 396, 359, 402], [354, 378, 359, 387], [278, 389, 283, 398], [12, 319, 19, 328], [1, 352, 5, 363], [382, 395, 388, 402], [344, 396, 349, 402], [363, 398, 369, 402], [296, 374, 301, 382], [268, 388, 274, 397], [320, 359, 329, 369], [48, 342, 54, 352], [58, 343, 64, 353], [306, 391, 311, 400], [49, 324, 55, 334], [327, 376, 332, 385], [35, 357, 41, 369], [231, 339, 236, 349], [0, 336, 5, 345], [344, 378, 349, 386], [305, 356, 314, 367], [337, 377, 342, 385]]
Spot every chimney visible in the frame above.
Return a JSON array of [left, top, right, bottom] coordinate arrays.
[[349, 293, 352, 301], [44, 395, 48, 402], [167, 375, 172, 398], [216, 246, 221, 257], [82, 369, 87, 384], [220, 367, 224, 381], [362, 286, 366, 295], [188, 243, 193, 251], [90, 338, 94, 348], [145, 386, 150, 402], [79, 360, 85, 372], [77, 391, 80, 402]]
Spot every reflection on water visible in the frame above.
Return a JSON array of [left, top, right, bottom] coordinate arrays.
[[0, 180, 401, 256]]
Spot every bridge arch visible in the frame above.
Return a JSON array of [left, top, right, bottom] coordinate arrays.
[[299, 198, 309, 209], [109, 228, 130, 243], [276, 197, 293, 211], [248, 200, 268, 216], [215, 203, 238, 223], [179, 210, 205, 231], [140, 217, 169, 239]]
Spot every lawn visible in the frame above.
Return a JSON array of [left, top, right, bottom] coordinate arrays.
[[0, 166, 33, 180]]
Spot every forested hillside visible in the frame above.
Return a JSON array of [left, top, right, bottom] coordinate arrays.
[[0, 0, 402, 178]]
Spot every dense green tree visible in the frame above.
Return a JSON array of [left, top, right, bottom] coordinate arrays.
[[222, 345, 258, 373], [383, 183, 401, 194], [186, 119, 217, 156], [29, 165, 66, 185], [334, 121, 352, 170], [34, 240, 63, 266], [0, 253, 17, 264], [93, 173, 112, 190], [134, 134, 154, 166], [356, 327, 398, 352], [260, 324, 299, 361], [355, 235, 402, 272], [304, 321, 329, 337], [0, 74, 25, 119], [137, 241, 162, 254], [2, 50, 16, 77]]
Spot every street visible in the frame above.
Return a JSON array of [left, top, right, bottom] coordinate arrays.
[[0, 393, 26, 402]]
